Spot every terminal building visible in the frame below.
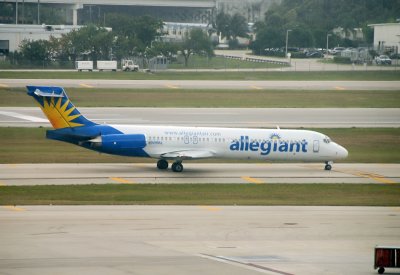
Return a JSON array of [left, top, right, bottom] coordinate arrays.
[[0, 0, 278, 53], [0, 24, 82, 55], [368, 23, 400, 54]]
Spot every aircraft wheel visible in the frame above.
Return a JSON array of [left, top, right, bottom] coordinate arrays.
[[172, 162, 183, 173], [325, 164, 332, 171], [157, 159, 168, 170], [378, 267, 385, 274]]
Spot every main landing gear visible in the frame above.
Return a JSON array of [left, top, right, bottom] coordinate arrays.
[[171, 162, 183, 172], [156, 159, 183, 172], [325, 161, 333, 171], [157, 159, 168, 170]]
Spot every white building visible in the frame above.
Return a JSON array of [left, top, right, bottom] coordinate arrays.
[[0, 24, 81, 53], [332, 27, 364, 41], [161, 22, 211, 43], [2, 0, 216, 25], [217, 0, 280, 23], [369, 23, 400, 54]]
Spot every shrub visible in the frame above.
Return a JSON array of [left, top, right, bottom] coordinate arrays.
[[333, 56, 351, 64]]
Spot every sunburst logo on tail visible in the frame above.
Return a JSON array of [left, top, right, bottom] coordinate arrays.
[[40, 96, 84, 129]]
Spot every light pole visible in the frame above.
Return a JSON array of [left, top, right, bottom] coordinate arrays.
[[37, 0, 40, 24], [285, 29, 292, 57], [326, 34, 332, 56], [15, 0, 18, 24]]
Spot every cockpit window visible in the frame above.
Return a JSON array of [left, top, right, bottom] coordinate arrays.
[[323, 136, 331, 144]]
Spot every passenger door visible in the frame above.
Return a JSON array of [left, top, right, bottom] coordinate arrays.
[[313, 140, 319, 153]]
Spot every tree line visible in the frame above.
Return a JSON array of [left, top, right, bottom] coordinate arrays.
[[7, 0, 399, 65], [10, 14, 215, 67], [250, 0, 400, 55]]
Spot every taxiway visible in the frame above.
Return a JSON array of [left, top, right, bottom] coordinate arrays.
[[0, 205, 399, 275], [0, 163, 398, 185], [1, 79, 400, 90], [1, 107, 399, 128]]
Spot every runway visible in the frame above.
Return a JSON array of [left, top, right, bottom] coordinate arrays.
[[0, 163, 399, 185], [0, 205, 399, 275], [1, 78, 400, 90], [1, 107, 399, 128]]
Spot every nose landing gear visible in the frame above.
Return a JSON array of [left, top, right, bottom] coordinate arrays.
[[325, 161, 333, 171]]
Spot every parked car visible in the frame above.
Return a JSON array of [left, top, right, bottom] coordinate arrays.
[[329, 47, 345, 55], [375, 55, 392, 65], [306, 51, 324, 58]]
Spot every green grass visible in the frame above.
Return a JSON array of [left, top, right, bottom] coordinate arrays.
[[0, 127, 399, 164], [1, 71, 400, 80], [2, 87, 399, 108], [0, 184, 399, 206], [169, 55, 285, 69]]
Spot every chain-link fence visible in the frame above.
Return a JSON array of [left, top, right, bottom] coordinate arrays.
[[0, 54, 398, 72]]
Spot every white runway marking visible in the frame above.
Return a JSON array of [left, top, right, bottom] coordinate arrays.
[[0, 111, 48, 122]]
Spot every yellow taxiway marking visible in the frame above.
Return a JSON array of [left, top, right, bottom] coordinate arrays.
[[241, 176, 264, 184], [0, 83, 9, 88], [3, 205, 25, 212], [335, 86, 346, 90], [250, 85, 262, 90], [110, 177, 135, 184], [198, 205, 221, 212], [79, 83, 94, 88], [354, 171, 396, 184], [165, 84, 179, 89], [337, 169, 396, 184]]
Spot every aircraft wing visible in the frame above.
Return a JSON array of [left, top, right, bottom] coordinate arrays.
[[160, 150, 216, 160]]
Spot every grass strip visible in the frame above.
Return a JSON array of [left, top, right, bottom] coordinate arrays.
[[0, 71, 399, 80], [0, 128, 399, 164], [2, 87, 400, 108], [0, 184, 399, 206], [169, 55, 286, 69]]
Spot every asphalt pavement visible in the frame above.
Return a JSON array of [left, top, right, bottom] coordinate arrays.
[[1, 107, 399, 128], [0, 163, 398, 185], [1, 205, 399, 275], [1, 79, 400, 90]]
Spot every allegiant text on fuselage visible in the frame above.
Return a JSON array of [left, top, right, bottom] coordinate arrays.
[[229, 136, 308, 155]]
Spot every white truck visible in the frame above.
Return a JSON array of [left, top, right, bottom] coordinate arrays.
[[75, 61, 93, 72], [97, 60, 117, 71], [122, 59, 139, 72]]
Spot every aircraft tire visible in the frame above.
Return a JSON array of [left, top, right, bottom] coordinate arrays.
[[172, 162, 183, 173], [157, 159, 168, 170], [325, 164, 332, 171]]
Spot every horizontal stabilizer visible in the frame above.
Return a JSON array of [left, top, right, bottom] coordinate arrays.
[[27, 86, 65, 98]]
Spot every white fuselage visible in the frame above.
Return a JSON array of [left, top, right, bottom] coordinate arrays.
[[111, 125, 348, 162]]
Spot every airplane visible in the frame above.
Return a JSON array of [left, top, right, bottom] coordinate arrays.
[[27, 85, 348, 172]]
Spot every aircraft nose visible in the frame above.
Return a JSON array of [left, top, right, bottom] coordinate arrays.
[[337, 145, 348, 159]]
